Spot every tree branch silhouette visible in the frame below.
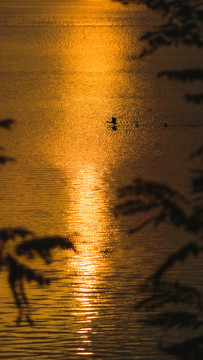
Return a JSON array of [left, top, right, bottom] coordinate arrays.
[[113, 2, 203, 357], [115, 0, 203, 103], [0, 120, 75, 325], [0, 118, 15, 164], [117, 146, 203, 359]]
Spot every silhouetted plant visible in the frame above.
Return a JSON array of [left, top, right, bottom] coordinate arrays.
[[0, 120, 75, 325], [115, 0, 203, 103], [0, 118, 15, 164], [116, 146, 203, 359], [113, 2, 203, 357]]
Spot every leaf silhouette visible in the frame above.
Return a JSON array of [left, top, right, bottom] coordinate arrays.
[[118, 145, 203, 359], [7, 255, 50, 325], [0, 122, 76, 325], [184, 93, 203, 104], [158, 69, 203, 82], [0, 156, 15, 164], [17, 236, 75, 264], [152, 242, 203, 284], [0, 118, 15, 129], [0, 229, 75, 325], [141, 311, 202, 329], [0, 118, 15, 166], [117, 0, 203, 102], [135, 281, 202, 311], [160, 336, 203, 360]]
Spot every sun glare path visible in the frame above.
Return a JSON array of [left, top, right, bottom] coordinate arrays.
[[64, 165, 115, 357]]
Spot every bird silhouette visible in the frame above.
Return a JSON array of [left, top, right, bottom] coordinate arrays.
[[107, 117, 117, 125]]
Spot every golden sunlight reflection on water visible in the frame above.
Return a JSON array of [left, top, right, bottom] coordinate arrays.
[[64, 165, 118, 357], [1, 1, 202, 359], [49, 2, 148, 170], [67, 165, 115, 240], [73, 255, 96, 357]]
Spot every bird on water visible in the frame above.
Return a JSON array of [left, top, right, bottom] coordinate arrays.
[[107, 117, 117, 125], [106, 117, 118, 131], [112, 125, 117, 131]]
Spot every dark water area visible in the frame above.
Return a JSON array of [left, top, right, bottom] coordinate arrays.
[[0, 0, 202, 359]]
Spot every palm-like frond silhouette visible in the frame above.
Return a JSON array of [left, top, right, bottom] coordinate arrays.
[[114, 3, 203, 356], [0, 228, 75, 325], [158, 70, 203, 83], [135, 280, 202, 311], [116, 0, 203, 103], [117, 145, 203, 359], [141, 311, 202, 329], [0, 120, 75, 325], [116, 177, 203, 236], [17, 235, 75, 263], [160, 336, 203, 360], [0, 118, 15, 164]]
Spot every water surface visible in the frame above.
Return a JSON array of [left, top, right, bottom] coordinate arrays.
[[0, 1, 202, 359]]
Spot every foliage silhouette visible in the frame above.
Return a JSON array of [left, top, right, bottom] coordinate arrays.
[[116, 146, 203, 359], [0, 120, 75, 325], [114, 2, 203, 358], [0, 118, 15, 164], [160, 336, 203, 360], [115, 0, 203, 103]]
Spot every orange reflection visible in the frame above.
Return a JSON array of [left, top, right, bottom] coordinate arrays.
[[51, 4, 143, 170], [70, 166, 109, 240], [64, 165, 115, 357], [72, 252, 98, 356]]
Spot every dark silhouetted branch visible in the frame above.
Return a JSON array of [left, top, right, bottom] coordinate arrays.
[[17, 236, 75, 264], [135, 280, 202, 311], [118, 145, 203, 359], [158, 69, 203, 82], [0, 118, 15, 129], [116, 0, 203, 102], [152, 242, 203, 284], [141, 311, 202, 329], [0, 227, 75, 325], [160, 336, 203, 360], [184, 93, 203, 104]]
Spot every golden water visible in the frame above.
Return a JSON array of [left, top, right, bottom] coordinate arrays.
[[0, 0, 202, 359]]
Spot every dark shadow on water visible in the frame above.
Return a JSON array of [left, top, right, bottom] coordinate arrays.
[[0, 228, 75, 326], [0, 119, 75, 325], [116, 145, 203, 359], [0, 119, 15, 164], [113, 2, 203, 358], [115, 0, 203, 105]]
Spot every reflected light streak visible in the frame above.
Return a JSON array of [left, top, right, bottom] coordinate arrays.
[[55, 4, 139, 170], [59, 7, 122, 356], [65, 165, 114, 357]]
